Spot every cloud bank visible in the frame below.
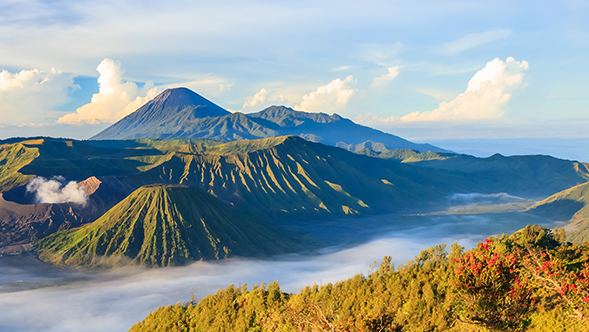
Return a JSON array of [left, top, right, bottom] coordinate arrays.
[[26, 176, 88, 205], [400, 57, 529, 122], [0, 68, 75, 125], [295, 76, 357, 113], [57, 59, 158, 124]]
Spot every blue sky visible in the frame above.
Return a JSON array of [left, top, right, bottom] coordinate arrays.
[[0, 0, 588, 141]]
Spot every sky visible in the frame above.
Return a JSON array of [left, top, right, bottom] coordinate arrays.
[[0, 0, 588, 141]]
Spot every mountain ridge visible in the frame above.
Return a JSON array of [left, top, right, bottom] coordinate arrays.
[[91, 88, 448, 153]]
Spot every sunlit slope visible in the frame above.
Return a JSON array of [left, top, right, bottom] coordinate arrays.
[[33, 185, 300, 267], [412, 153, 589, 196], [0, 143, 39, 192], [126, 136, 473, 218], [527, 181, 589, 243]]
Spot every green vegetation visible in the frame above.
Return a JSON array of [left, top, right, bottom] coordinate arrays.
[[33, 185, 304, 267], [125, 136, 469, 219], [528, 181, 589, 244], [412, 153, 589, 197], [129, 225, 589, 332], [0, 142, 39, 192]]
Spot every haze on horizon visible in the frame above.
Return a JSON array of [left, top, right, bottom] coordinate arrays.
[[0, 0, 588, 147]]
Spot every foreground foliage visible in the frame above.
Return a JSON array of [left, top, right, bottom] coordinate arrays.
[[130, 225, 589, 332]]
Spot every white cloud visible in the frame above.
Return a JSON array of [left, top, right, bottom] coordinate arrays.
[[0, 68, 75, 125], [442, 29, 512, 55], [57, 59, 158, 124], [371, 66, 401, 87], [26, 176, 88, 205], [295, 76, 357, 113], [242, 88, 268, 108], [400, 57, 529, 122]]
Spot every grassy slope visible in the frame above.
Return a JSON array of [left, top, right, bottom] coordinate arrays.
[[126, 136, 473, 219], [33, 185, 303, 267], [528, 182, 589, 243], [411, 153, 589, 197], [0, 143, 39, 192]]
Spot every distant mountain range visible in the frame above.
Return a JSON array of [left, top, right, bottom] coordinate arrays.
[[91, 87, 448, 153]]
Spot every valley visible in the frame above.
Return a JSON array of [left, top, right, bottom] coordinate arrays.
[[0, 204, 557, 332]]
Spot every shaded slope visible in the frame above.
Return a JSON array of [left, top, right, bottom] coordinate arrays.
[[33, 185, 302, 267], [527, 181, 589, 243], [412, 153, 589, 197], [16, 138, 162, 179], [140, 112, 280, 141], [92, 88, 230, 140], [248, 106, 448, 152]]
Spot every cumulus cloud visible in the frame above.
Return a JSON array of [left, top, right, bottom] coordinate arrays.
[[0, 68, 75, 125], [295, 76, 357, 113], [57, 59, 158, 124], [400, 57, 529, 122], [26, 176, 88, 205], [242, 88, 268, 108], [371, 66, 401, 87], [442, 29, 512, 55]]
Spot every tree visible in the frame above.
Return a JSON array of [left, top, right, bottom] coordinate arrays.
[[452, 237, 536, 331]]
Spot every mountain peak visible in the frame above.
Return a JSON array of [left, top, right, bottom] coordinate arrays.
[[91, 87, 230, 140], [150, 87, 217, 109], [249, 105, 343, 127]]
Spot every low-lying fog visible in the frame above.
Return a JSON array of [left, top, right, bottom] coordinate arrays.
[[0, 194, 560, 332]]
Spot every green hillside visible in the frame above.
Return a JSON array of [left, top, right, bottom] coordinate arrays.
[[125, 136, 472, 219], [527, 181, 589, 243], [412, 153, 589, 197], [33, 185, 303, 267], [4, 135, 589, 250], [0, 142, 39, 192]]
